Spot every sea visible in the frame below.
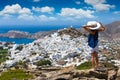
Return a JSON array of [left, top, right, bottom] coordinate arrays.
[[0, 26, 80, 44]]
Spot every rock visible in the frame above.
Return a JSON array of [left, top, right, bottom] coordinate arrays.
[[40, 74, 47, 77], [116, 68, 120, 80], [108, 69, 118, 80], [58, 27, 82, 38], [35, 77, 48, 80], [78, 77, 105, 80], [72, 78, 79, 80], [52, 74, 73, 80], [73, 69, 108, 80], [89, 71, 108, 79], [34, 73, 41, 77]]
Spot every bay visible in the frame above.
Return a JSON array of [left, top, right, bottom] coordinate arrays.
[[0, 37, 34, 44]]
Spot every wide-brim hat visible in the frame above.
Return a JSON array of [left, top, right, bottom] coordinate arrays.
[[86, 21, 101, 30]]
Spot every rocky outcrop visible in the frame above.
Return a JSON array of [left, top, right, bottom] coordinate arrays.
[[30, 61, 119, 80], [58, 28, 82, 38], [116, 69, 120, 80], [32, 67, 120, 80]]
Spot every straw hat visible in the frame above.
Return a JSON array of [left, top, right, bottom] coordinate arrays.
[[86, 21, 101, 30]]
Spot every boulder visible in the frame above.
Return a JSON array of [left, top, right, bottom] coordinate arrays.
[[52, 74, 72, 80], [116, 68, 120, 80], [108, 69, 118, 80], [35, 77, 48, 80]]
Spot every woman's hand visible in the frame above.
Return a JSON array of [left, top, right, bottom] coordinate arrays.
[[98, 22, 106, 32]]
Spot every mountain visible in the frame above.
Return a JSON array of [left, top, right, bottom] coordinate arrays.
[[31, 30, 56, 39], [0, 30, 56, 39], [101, 21, 120, 41], [0, 30, 30, 38]]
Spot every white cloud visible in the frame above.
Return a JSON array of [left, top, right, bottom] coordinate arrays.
[[84, 0, 115, 11], [39, 15, 57, 21], [113, 11, 120, 15], [18, 8, 31, 14], [0, 4, 33, 20], [75, 1, 81, 5], [0, 4, 32, 15], [94, 4, 114, 11], [0, 4, 20, 15], [41, 6, 54, 13], [32, 6, 54, 14], [18, 14, 34, 20], [39, 15, 48, 21], [59, 8, 95, 18], [1, 14, 13, 19], [33, 0, 40, 2], [85, 0, 104, 5]]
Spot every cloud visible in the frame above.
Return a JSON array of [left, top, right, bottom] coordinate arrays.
[[33, 0, 40, 2], [39, 15, 57, 21], [58, 8, 95, 18], [113, 11, 120, 15], [0, 4, 32, 15], [18, 14, 35, 20], [84, 0, 115, 11], [19, 8, 32, 15], [75, 1, 81, 5], [32, 6, 54, 14], [0, 4, 33, 20], [94, 3, 115, 11]]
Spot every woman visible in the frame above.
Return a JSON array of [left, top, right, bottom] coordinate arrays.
[[83, 21, 105, 70]]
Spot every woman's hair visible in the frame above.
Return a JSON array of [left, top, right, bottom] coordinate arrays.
[[91, 30, 97, 32]]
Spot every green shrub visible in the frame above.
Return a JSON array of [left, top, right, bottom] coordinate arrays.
[[15, 61, 28, 69], [16, 46, 23, 50], [44, 54, 49, 58], [0, 69, 33, 80], [36, 60, 51, 66], [0, 49, 8, 63], [76, 61, 92, 70], [103, 62, 115, 68]]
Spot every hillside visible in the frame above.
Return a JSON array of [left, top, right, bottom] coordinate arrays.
[[101, 21, 120, 41], [0, 30, 55, 39], [1, 27, 120, 80], [0, 30, 30, 38], [3, 28, 93, 68]]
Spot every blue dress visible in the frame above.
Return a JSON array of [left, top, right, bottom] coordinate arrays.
[[88, 30, 98, 48]]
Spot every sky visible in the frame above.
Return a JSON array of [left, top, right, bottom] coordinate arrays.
[[0, 0, 120, 27]]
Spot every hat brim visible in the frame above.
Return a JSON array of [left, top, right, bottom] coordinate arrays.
[[89, 22, 101, 30]]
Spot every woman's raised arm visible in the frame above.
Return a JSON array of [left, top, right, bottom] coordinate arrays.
[[98, 22, 106, 32]]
